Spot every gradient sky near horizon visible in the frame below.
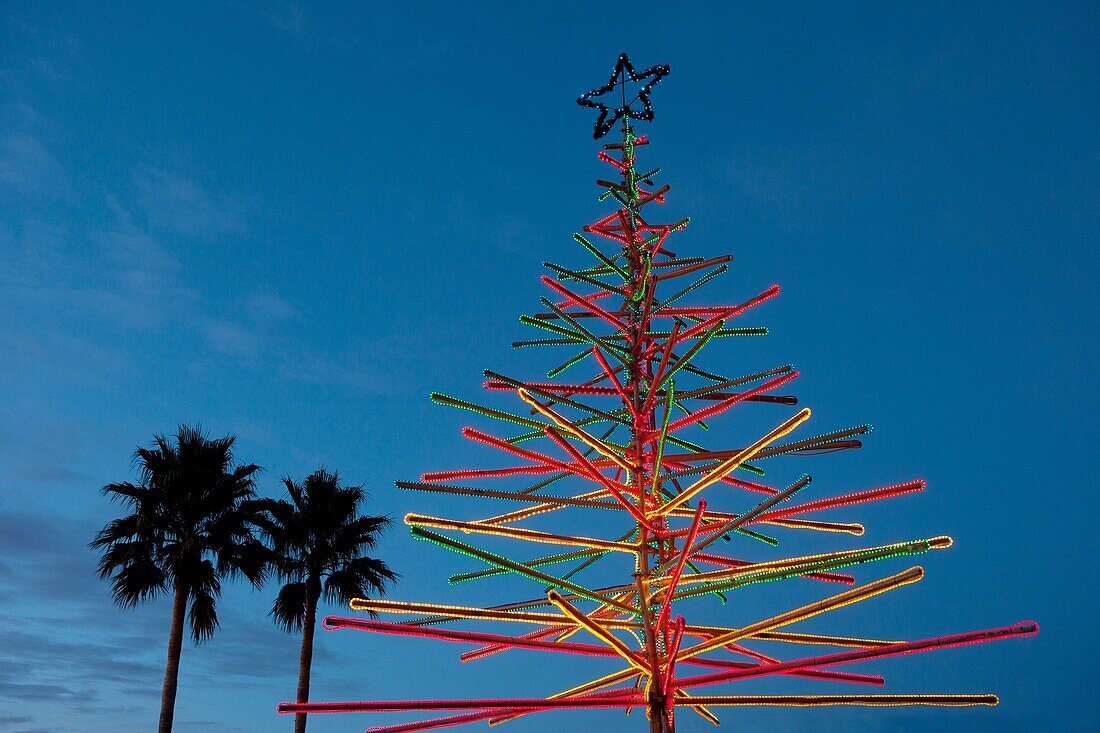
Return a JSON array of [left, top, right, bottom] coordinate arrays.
[[1, 3, 1096, 732]]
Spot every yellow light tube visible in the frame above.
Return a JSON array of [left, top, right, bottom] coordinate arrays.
[[767, 517, 865, 535], [347, 598, 898, 648], [677, 567, 924, 662], [547, 590, 649, 674], [349, 598, 569, 625], [655, 408, 811, 517], [675, 690, 721, 726], [554, 591, 637, 644], [489, 667, 641, 726], [517, 388, 635, 472], [471, 483, 859, 535], [496, 568, 924, 725]]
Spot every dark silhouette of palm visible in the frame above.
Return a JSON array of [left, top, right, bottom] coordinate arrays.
[[90, 425, 267, 733], [255, 469, 396, 733]]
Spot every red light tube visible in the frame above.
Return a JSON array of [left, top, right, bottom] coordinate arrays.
[[758, 480, 926, 521], [678, 621, 1039, 690]]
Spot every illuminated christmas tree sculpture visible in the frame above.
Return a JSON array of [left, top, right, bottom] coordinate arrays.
[[279, 54, 1036, 733]]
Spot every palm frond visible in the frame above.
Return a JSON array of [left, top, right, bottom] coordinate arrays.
[[188, 585, 219, 644], [323, 556, 397, 606], [262, 468, 396, 628], [270, 581, 309, 633], [218, 537, 270, 586], [93, 424, 266, 646], [107, 558, 167, 607]]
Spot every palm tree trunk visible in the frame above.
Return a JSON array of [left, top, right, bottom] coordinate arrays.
[[159, 582, 187, 733], [294, 588, 319, 733]]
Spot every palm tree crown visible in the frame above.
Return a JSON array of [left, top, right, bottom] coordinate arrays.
[[91, 424, 268, 733], [256, 469, 396, 733], [91, 424, 268, 641], [258, 469, 396, 630]]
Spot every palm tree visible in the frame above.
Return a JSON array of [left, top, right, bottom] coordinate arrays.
[[255, 469, 396, 733], [90, 424, 267, 733]]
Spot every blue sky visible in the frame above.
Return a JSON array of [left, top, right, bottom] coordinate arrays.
[[0, 2, 1096, 732]]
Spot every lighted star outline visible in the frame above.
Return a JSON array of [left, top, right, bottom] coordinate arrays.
[[577, 52, 671, 139]]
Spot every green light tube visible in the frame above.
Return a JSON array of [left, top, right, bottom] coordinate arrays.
[[429, 393, 544, 431], [450, 548, 604, 584], [648, 380, 676, 498], [653, 264, 729, 314], [654, 325, 721, 394], [518, 314, 589, 341], [673, 537, 950, 601], [484, 370, 628, 426], [547, 349, 592, 379], [512, 337, 585, 348], [678, 357, 733, 384], [540, 297, 631, 365], [573, 232, 630, 280], [677, 365, 794, 401], [755, 425, 872, 461], [409, 526, 638, 614], [543, 261, 629, 296]]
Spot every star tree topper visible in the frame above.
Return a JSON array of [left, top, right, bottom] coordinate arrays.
[[577, 52, 671, 139]]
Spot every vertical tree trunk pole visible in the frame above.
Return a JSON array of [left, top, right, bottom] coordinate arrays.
[[158, 583, 187, 733], [614, 115, 673, 733], [294, 589, 319, 733]]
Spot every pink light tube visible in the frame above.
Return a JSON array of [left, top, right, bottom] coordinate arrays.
[[361, 688, 642, 733], [435, 618, 883, 686], [654, 500, 706, 635], [666, 371, 799, 433], [461, 427, 573, 472], [367, 710, 505, 733], [589, 345, 634, 411], [542, 427, 657, 530], [675, 694, 1000, 708], [597, 150, 627, 170], [663, 616, 686, 699], [420, 465, 556, 483], [702, 638, 882, 686], [323, 616, 618, 658], [645, 321, 680, 408], [758, 480, 926, 521], [277, 694, 644, 714], [667, 284, 781, 347], [540, 276, 627, 331], [678, 621, 1039, 690]]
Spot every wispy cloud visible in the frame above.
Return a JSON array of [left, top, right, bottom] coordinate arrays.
[[719, 144, 855, 232], [245, 291, 298, 323], [197, 291, 299, 359], [0, 501, 313, 733], [132, 166, 249, 240], [0, 131, 73, 199], [0, 716, 33, 726], [0, 101, 298, 386], [257, 2, 363, 50], [197, 318, 262, 358], [0, 508, 167, 726], [264, 3, 304, 36]]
